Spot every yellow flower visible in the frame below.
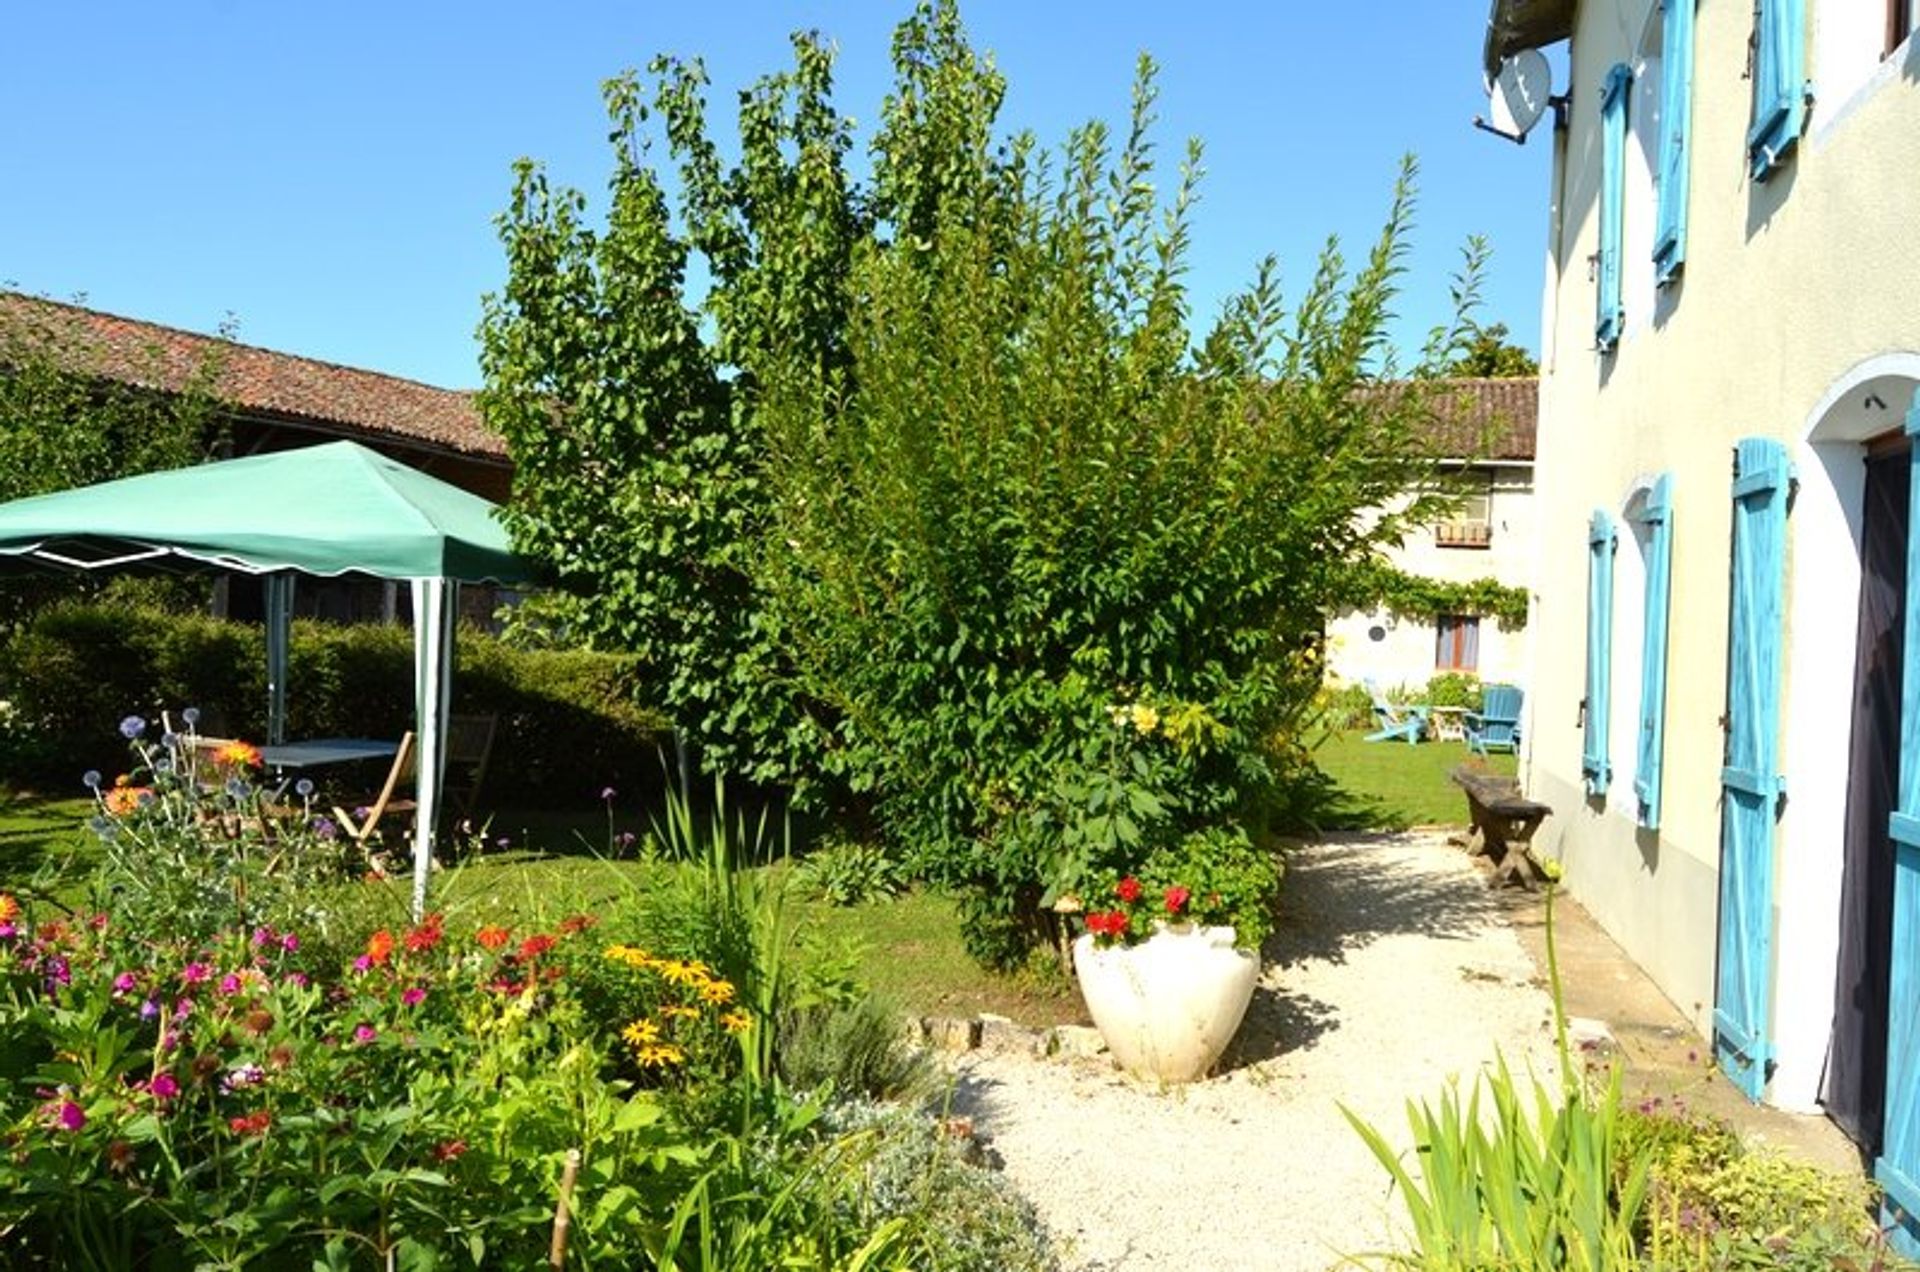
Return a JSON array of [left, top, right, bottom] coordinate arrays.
[[1128, 703, 1160, 735], [634, 1043, 685, 1068], [658, 959, 710, 986], [659, 1004, 701, 1020], [621, 1018, 660, 1046], [699, 979, 736, 1005], [604, 945, 659, 969], [721, 1010, 753, 1035]]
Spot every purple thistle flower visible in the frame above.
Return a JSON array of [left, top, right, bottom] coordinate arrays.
[[119, 715, 147, 740], [312, 816, 338, 841], [138, 999, 160, 1020]]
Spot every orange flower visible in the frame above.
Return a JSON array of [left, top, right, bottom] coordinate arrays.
[[517, 934, 556, 960], [403, 915, 444, 954], [475, 926, 511, 951], [365, 930, 394, 965], [0, 894, 20, 924], [215, 740, 263, 768], [103, 786, 153, 816]]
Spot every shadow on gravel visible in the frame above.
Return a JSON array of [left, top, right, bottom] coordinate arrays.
[[1217, 982, 1340, 1071], [1267, 834, 1504, 971]]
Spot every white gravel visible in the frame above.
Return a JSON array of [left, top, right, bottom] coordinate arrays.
[[950, 831, 1564, 1271]]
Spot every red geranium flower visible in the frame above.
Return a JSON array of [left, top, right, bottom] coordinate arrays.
[[228, 1109, 272, 1136], [517, 934, 556, 960], [1163, 886, 1191, 916], [1115, 876, 1142, 904], [475, 926, 511, 951]]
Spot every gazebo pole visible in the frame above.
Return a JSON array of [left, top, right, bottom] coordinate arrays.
[[409, 577, 457, 920], [264, 573, 295, 745]]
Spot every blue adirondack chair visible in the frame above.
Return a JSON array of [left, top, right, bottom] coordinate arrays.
[[1363, 679, 1429, 744], [1465, 684, 1524, 756]]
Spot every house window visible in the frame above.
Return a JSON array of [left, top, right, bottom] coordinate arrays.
[[1436, 474, 1494, 548], [1436, 615, 1480, 671]]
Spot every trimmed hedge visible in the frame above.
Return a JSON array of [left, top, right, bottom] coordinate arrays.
[[0, 601, 669, 806]]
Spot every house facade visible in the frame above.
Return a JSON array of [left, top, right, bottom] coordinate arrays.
[[1325, 377, 1538, 693], [1484, 0, 1920, 1241]]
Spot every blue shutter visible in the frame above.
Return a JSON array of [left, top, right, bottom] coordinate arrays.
[[1584, 510, 1617, 795], [1597, 64, 1630, 350], [1876, 398, 1920, 1256], [1715, 438, 1790, 1102], [1653, 0, 1694, 285], [1633, 474, 1674, 828], [1749, 0, 1808, 180]]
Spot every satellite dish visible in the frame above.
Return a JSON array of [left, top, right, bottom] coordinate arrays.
[[1485, 49, 1553, 140]]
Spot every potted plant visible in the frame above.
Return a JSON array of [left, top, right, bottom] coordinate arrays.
[[1068, 827, 1278, 1084]]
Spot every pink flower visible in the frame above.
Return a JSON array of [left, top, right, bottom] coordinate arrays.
[[1163, 886, 1191, 917], [351, 955, 373, 975], [180, 962, 210, 985], [401, 987, 426, 1007], [217, 973, 244, 996], [148, 1072, 180, 1101], [111, 972, 137, 996], [251, 927, 272, 948], [280, 934, 299, 953], [353, 1024, 377, 1045], [54, 1099, 85, 1132], [285, 971, 310, 989], [172, 998, 195, 1020]]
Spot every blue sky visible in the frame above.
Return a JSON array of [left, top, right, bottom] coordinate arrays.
[[2, 2, 1552, 390]]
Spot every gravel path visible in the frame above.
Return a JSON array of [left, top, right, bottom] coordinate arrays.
[[951, 831, 1564, 1271]]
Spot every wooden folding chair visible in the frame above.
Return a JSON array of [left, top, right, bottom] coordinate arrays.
[[441, 713, 499, 824], [331, 731, 417, 852]]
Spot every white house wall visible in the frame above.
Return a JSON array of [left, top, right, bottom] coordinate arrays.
[[1326, 466, 1537, 689], [1529, 2, 1920, 1110]]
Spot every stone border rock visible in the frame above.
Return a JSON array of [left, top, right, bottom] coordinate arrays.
[[917, 1013, 1107, 1061]]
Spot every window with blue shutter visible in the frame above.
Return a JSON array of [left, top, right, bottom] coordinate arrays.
[[1584, 510, 1618, 796], [1597, 64, 1630, 351], [1653, 1, 1694, 285], [1749, 0, 1808, 180], [1633, 475, 1675, 828]]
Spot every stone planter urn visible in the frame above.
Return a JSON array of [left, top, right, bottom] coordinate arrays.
[[1071, 923, 1259, 1084]]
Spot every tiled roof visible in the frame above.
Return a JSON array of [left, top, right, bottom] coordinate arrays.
[[1424, 377, 1537, 462], [0, 292, 505, 461]]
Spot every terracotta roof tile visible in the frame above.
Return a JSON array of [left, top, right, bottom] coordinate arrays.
[[1423, 376, 1537, 461], [0, 292, 505, 460]]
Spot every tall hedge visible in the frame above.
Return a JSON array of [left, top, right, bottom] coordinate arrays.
[[0, 601, 669, 807]]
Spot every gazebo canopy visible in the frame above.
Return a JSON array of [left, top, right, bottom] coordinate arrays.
[[0, 439, 533, 583], [0, 440, 540, 917]]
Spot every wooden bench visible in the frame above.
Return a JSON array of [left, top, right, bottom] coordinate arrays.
[[1450, 766, 1554, 889]]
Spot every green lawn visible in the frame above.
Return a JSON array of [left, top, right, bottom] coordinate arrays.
[[1311, 729, 1517, 828]]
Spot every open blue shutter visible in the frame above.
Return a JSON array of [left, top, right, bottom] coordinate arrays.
[[1653, 0, 1694, 284], [1716, 438, 1790, 1102], [1877, 399, 1920, 1255], [1597, 64, 1630, 349], [1584, 510, 1617, 795], [1749, 0, 1807, 180], [1634, 475, 1675, 828]]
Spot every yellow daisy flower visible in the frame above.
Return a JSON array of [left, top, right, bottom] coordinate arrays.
[[721, 1010, 753, 1035], [699, 979, 736, 1005]]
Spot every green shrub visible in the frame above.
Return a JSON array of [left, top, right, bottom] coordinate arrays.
[[1424, 671, 1482, 711], [827, 1101, 1060, 1272], [1315, 682, 1375, 732], [797, 835, 907, 906], [778, 996, 933, 1103], [0, 600, 669, 806]]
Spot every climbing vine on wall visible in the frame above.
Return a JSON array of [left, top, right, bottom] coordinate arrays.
[[1344, 560, 1530, 629]]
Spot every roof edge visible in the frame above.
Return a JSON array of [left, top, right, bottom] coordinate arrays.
[[1484, 0, 1576, 79]]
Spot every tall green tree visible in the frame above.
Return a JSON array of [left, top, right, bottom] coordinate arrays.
[[1448, 321, 1537, 377], [480, 1, 1482, 963]]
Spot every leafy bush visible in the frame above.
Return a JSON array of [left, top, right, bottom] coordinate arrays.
[[1424, 672, 1482, 711], [1, 600, 669, 806], [1316, 682, 1375, 732], [778, 996, 933, 1104], [797, 835, 906, 906], [1624, 1103, 1911, 1270], [827, 1101, 1060, 1272]]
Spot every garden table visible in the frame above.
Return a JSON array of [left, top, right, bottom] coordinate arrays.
[[1429, 706, 1467, 742], [258, 738, 399, 772]]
